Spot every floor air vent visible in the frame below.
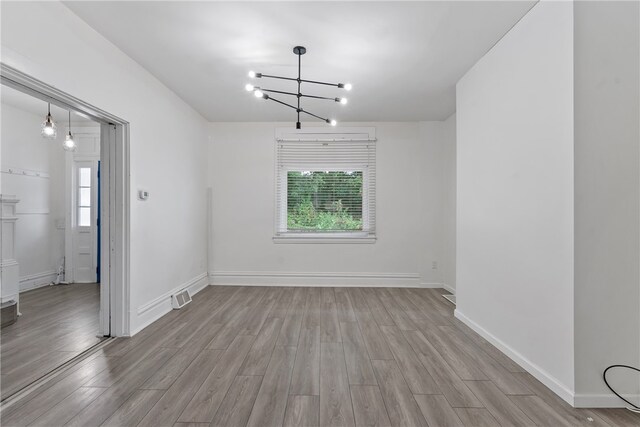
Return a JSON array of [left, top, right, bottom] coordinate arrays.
[[171, 289, 192, 309]]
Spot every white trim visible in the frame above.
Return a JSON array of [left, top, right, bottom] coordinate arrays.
[[131, 272, 209, 336], [273, 235, 376, 244], [19, 270, 57, 292], [573, 393, 640, 408], [209, 271, 422, 287], [454, 309, 575, 406], [441, 283, 456, 294]]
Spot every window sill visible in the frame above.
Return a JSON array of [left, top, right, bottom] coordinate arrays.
[[273, 234, 377, 244]]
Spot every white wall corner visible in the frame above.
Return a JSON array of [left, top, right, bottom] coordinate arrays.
[[130, 272, 209, 336], [454, 309, 576, 407], [209, 271, 422, 287]]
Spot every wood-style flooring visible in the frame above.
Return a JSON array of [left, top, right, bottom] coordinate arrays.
[[1, 285, 638, 426], [1, 284, 102, 400]]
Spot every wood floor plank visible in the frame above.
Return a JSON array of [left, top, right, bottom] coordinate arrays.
[[0, 355, 114, 426], [239, 287, 283, 335], [247, 345, 297, 427], [438, 325, 533, 395], [210, 375, 263, 427], [177, 335, 255, 423], [359, 288, 395, 326], [403, 330, 482, 408], [379, 325, 440, 394], [29, 386, 106, 426], [240, 316, 284, 375], [357, 319, 394, 361], [137, 349, 223, 427], [340, 322, 377, 385], [335, 288, 357, 322], [414, 394, 464, 427], [509, 395, 575, 427], [284, 395, 320, 427], [371, 360, 427, 427], [64, 347, 179, 427], [451, 317, 526, 373], [372, 289, 417, 330], [277, 287, 307, 347], [511, 372, 612, 427], [141, 322, 224, 389], [320, 288, 342, 343], [290, 325, 321, 395], [464, 380, 535, 427], [100, 389, 165, 427], [453, 408, 500, 427], [350, 385, 392, 427], [414, 321, 488, 381], [319, 342, 356, 427]]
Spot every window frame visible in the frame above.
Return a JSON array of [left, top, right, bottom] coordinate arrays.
[[273, 127, 376, 244]]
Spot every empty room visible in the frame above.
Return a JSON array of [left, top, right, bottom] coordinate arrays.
[[0, 1, 638, 426]]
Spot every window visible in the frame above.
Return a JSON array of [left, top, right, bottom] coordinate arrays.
[[275, 128, 376, 243], [78, 167, 91, 227]]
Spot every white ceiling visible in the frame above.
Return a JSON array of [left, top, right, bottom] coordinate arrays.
[[64, 1, 535, 122]]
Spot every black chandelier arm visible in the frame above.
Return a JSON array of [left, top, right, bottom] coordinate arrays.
[[263, 95, 330, 124], [259, 88, 340, 102], [256, 74, 345, 89], [298, 108, 330, 123]]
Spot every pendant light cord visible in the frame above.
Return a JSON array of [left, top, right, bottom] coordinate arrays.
[[603, 365, 640, 412]]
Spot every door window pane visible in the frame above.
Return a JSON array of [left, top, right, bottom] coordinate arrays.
[[79, 167, 91, 187], [79, 188, 91, 207], [79, 207, 91, 227]]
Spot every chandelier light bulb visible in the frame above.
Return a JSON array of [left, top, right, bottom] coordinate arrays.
[[254, 90, 264, 98], [344, 83, 352, 91], [330, 119, 337, 126], [339, 98, 348, 105], [245, 83, 254, 91], [248, 70, 257, 78], [41, 103, 57, 139], [63, 132, 76, 151]]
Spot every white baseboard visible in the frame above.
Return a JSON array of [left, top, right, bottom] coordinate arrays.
[[209, 271, 424, 287], [441, 283, 455, 294], [20, 270, 57, 292], [454, 309, 576, 407], [574, 393, 640, 408], [131, 272, 209, 336]]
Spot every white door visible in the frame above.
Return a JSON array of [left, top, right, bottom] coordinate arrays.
[[73, 160, 98, 283]]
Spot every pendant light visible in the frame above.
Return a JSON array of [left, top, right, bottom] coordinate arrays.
[[63, 110, 76, 152], [41, 103, 57, 139]]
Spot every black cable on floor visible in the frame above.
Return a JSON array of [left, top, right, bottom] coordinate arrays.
[[603, 364, 640, 413]]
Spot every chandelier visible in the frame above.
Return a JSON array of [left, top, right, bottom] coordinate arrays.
[[245, 46, 351, 129]]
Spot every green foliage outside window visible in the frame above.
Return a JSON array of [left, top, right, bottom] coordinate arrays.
[[287, 171, 363, 231]]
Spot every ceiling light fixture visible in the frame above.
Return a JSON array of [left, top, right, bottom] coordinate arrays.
[[245, 46, 351, 129], [63, 110, 76, 152], [41, 103, 57, 139]]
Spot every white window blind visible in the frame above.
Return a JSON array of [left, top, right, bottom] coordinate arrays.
[[274, 128, 376, 240]]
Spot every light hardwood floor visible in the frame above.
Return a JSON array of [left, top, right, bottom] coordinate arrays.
[[1, 283, 102, 400], [1, 285, 638, 426]]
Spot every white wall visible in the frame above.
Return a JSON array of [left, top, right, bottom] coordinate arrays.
[[208, 121, 448, 287], [573, 0, 640, 406], [1, 1, 210, 334], [0, 103, 65, 291], [456, 0, 575, 402], [441, 113, 456, 291]]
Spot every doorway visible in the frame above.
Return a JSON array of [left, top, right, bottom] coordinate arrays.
[[0, 63, 130, 401]]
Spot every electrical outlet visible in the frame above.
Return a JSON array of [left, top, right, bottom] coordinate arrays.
[[432, 261, 438, 270]]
